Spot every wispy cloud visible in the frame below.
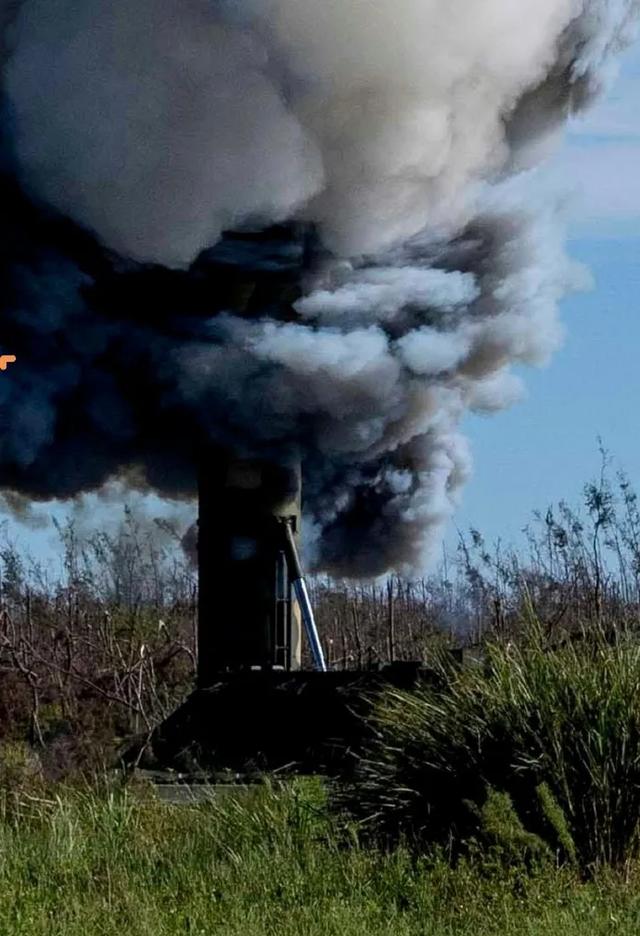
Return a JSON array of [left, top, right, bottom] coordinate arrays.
[[551, 47, 640, 237], [569, 77, 640, 142]]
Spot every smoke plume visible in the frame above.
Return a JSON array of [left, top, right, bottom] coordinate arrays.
[[0, 0, 637, 575]]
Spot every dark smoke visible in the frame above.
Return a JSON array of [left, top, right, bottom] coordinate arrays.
[[0, 0, 637, 575]]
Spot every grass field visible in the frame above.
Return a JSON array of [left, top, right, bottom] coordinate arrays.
[[0, 781, 638, 936]]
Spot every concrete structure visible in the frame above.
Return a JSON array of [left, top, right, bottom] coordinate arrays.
[[197, 452, 302, 685]]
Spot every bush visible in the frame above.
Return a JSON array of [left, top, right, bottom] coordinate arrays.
[[0, 741, 44, 795], [341, 620, 640, 871]]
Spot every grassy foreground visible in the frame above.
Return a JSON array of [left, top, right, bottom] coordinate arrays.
[[0, 782, 639, 936]]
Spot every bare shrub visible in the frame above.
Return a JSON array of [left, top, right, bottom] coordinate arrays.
[[0, 508, 197, 780]]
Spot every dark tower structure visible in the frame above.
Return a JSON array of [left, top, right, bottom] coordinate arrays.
[[192, 223, 314, 685], [197, 454, 302, 686]]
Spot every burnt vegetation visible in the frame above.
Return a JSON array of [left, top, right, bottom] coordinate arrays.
[[1, 462, 640, 783]]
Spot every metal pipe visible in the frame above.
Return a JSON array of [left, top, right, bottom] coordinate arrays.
[[280, 519, 327, 672]]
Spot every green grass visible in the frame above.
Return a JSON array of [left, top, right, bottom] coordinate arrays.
[[0, 781, 639, 936], [343, 620, 640, 869]]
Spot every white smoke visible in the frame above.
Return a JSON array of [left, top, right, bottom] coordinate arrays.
[[0, 0, 638, 574], [4, 0, 323, 266], [255, 0, 584, 254], [6, 0, 635, 267]]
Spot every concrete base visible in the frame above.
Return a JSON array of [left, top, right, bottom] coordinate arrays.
[[127, 664, 429, 779]]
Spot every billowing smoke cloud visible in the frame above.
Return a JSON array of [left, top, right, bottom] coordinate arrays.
[[3, 0, 323, 267], [0, 0, 637, 575]]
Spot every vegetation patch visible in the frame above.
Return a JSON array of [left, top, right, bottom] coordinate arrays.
[[340, 621, 640, 870], [0, 781, 639, 936]]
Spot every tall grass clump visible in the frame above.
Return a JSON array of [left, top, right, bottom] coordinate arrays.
[[343, 619, 640, 871]]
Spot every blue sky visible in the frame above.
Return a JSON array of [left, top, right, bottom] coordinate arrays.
[[455, 43, 640, 550]]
